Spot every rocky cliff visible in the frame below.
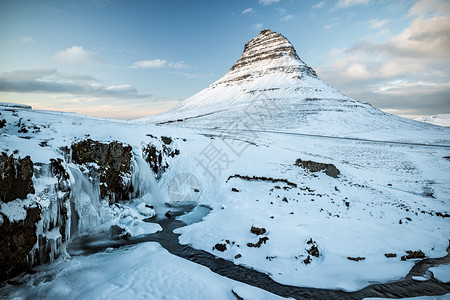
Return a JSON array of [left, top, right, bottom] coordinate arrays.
[[0, 136, 179, 283], [0, 153, 34, 203]]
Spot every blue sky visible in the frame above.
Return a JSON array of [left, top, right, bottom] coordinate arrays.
[[0, 0, 449, 119]]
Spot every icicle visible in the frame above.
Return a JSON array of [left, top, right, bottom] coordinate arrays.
[[68, 165, 103, 234], [132, 155, 165, 215]]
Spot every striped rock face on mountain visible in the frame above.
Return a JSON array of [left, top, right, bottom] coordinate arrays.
[[144, 29, 448, 143]]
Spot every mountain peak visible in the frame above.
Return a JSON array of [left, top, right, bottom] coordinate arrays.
[[241, 29, 300, 63], [213, 29, 317, 87]]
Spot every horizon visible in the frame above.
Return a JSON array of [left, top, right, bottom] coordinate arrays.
[[1, 0, 449, 120]]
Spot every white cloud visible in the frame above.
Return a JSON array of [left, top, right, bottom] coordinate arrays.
[[241, 8, 254, 15], [259, 0, 280, 6], [334, 0, 370, 9], [315, 4, 450, 117], [312, 1, 326, 9], [130, 59, 167, 69], [20, 37, 34, 44], [408, 0, 450, 17], [130, 59, 190, 69], [324, 17, 341, 29], [169, 71, 214, 80], [0, 68, 147, 99], [369, 19, 388, 29], [104, 84, 136, 93], [253, 23, 263, 29], [54, 46, 103, 65], [281, 14, 294, 21], [4, 37, 35, 46], [168, 61, 189, 69], [276, 7, 293, 21]]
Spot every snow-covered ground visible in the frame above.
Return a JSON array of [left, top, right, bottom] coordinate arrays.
[[416, 114, 450, 128], [430, 264, 450, 283], [1, 103, 449, 297], [1, 242, 285, 300]]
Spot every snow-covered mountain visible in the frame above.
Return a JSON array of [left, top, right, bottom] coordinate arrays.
[[416, 114, 450, 127], [144, 29, 448, 144]]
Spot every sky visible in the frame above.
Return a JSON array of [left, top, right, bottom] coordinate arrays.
[[0, 0, 449, 120]]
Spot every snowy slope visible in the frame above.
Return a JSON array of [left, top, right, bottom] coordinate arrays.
[[141, 30, 449, 144], [416, 114, 450, 127], [1, 104, 449, 296]]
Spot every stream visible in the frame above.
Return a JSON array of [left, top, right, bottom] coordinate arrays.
[[66, 204, 450, 300]]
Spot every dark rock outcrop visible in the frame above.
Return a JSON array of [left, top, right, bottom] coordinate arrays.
[[143, 139, 179, 177], [214, 243, 227, 252], [401, 250, 425, 261], [0, 206, 41, 282], [347, 256, 365, 262], [250, 226, 266, 236], [294, 158, 340, 178], [0, 153, 35, 203], [247, 237, 269, 248], [71, 139, 132, 202], [227, 174, 297, 188], [48, 159, 71, 242], [0, 157, 74, 283]]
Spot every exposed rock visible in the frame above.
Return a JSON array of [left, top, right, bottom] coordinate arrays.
[[436, 212, 450, 218], [227, 174, 297, 188], [0, 157, 74, 283], [247, 237, 269, 248], [306, 238, 320, 258], [143, 138, 179, 177], [303, 255, 312, 265], [294, 158, 340, 178], [71, 139, 132, 202], [399, 217, 412, 224], [161, 136, 172, 145], [250, 226, 266, 235], [48, 159, 71, 242], [234, 254, 242, 259], [0, 206, 41, 282], [0, 153, 35, 202], [385, 253, 397, 258], [401, 250, 425, 261], [108, 225, 128, 240], [347, 256, 365, 262], [231, 187, 239, 192], [216, 29, 317, 87], [0, 119, 6, 128], [307, 244, 320, 258], [214, 243, 227, 252]]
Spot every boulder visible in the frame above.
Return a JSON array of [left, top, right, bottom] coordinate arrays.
[[294, 158, 340, 178], [71, 139, 132, 202]]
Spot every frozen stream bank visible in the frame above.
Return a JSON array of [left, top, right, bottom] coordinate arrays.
[[4, 203, 447, 300]]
